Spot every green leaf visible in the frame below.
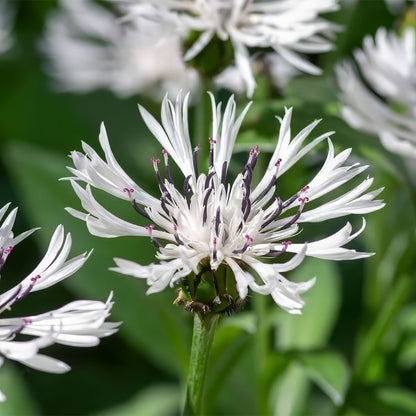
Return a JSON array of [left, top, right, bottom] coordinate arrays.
[[0, 362, 41, 415], [93, 384, 180, 416], [271, 362, 310, 416], [299, 351, 350, 406], [3, 141, 190, 376], [276, 257, 341, 350]]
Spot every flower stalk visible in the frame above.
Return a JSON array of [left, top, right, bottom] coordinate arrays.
[[183, 312, 219, 416]]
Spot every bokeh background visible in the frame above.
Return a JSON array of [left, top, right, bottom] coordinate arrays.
[[1, 1, 416, 415]]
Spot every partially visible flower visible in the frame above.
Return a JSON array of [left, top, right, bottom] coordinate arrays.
[[40, 0, 198, 98], [214, 54, 300, 95], [336, 27, 416, 159], [0, 203, 119, 401], [0, 0, 15, 55], [121, 0, 341, 97], [65, 92, 383, 315]]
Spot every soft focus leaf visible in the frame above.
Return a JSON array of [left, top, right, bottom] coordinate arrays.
[[271, 362, 310, 416], [3, 141, 190, 375], [299, 351, 350, 406], [93, 384, 180, 416], [276, 257, 341, 350], [0, 362, 41, 415]]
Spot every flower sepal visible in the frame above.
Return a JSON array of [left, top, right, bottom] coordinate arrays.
[[174, 265, 246, 315]]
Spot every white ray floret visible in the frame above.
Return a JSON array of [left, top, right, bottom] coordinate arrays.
[[66, 92, 384, 314], [0, 204, 118, 401]]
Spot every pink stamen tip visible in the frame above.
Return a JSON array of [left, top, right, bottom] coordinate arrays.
[[173, 224, 178, 231], [245, 234, 253, 243], [145, 225, 155, 236], [162, 149, 168, 156], [301, 185, 310, 193], [275, 158, 282, 166], [4, 246, 13, 255], [282, 241, 292, 248], [209, 137, 216, 146], [298, 196, 309, 204], [213, 237, 217, 245], [22, 318, 32, 325], [150, 157, 160, 167], [123, 188, 134, 198], [31, 275, 40, 283]]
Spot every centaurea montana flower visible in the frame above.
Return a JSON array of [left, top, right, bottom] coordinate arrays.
[[0, 203, 119, 401], [120, 0, 341, 97], [65, 92, 384, 315], [336, 27, 416, 159]]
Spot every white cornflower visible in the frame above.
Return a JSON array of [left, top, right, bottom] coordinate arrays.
[[66, 92, 384, 315], [120, 0, 340, 97], [0, 203, 119, 401], [0, 0, 14, 55], [40, 0, 198, 98], [336, 27, 416, 159]]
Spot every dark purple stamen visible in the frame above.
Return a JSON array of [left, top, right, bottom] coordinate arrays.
[[264, 241, 292, 257], [183, 175, 193, 206], [17, 275, 40, 302], [173, 224, 184, 245], [215, 207, 221, 236], [162, 149, 173, 184], [202, 188, 213, 225], [243, 197, 252, 221], [260, 197, 283, 230], [209, 137, 216, 168], [160, 192, 171, 216], [257, 158, 282, 202], [205, 171, 216, 189], [233, 234, 253, 254], [146, 225, 161, 248], [220, 161, 227, 183], [283, 185, 310, 209], [193, 145, 201, 178], [151, 157, 167, 193], [213, 237, 218, 261], [281, 197, 309, 229], [124, 188, 151, 220]]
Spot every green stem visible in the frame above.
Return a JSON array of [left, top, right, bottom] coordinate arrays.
[[183, 313, 219, 416]]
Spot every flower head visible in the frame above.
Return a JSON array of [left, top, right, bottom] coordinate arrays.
[[336, 27, 416, 159], [121, 0, 341, 97], [40, 0, 198, 98], [0, 203, 119, 401], [66, 92, 384, 315]]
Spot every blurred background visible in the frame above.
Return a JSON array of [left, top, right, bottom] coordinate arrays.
[[1, 0, 416, 415]]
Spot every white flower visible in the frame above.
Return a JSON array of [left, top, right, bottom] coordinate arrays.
[[0, 0, 14, 55], [121, 0, 341, 97], [66, 92, 384, 315], [336, 27, 416, 159], [40, 0, 198, 98], [0, 204, 119, 401]]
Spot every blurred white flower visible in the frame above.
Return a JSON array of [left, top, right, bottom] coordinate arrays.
[[0, 203, 119, 401], [0, 0, 15, 55], [121, 0, 340, 97], [214, 54, 300, 95], [40, 0, 198, 98], [336, 27, 416, 159], [66, 92, 383, 315]]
